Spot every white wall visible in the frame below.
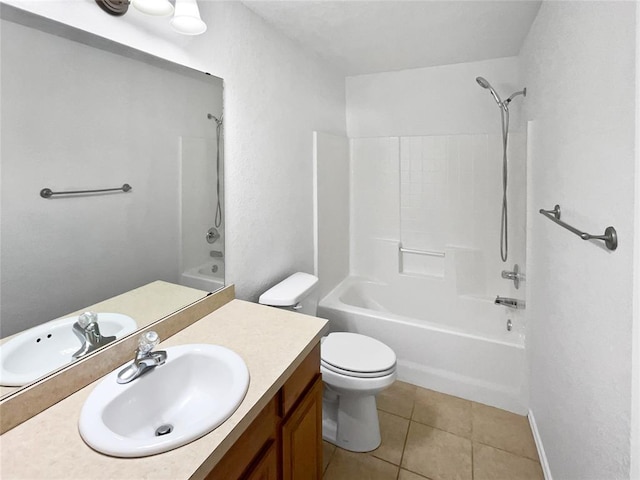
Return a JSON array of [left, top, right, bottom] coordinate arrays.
[[346, 56, 522, 138], [633, 5, 640, 478], [1, 0, 347, 301], [313, 132, 349, 298], [520, 2, 637, 478]]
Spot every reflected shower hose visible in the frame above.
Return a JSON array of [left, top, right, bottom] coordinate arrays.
[[208, 113, 223, 228]]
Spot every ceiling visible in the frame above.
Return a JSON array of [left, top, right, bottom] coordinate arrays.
[[241, 1, 542, 76]]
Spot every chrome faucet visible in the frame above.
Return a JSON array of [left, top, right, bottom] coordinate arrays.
[[501, 264, 524, 289], [72, 312, 116, 360], [117, 331, 167, 384], [494, 296, 525, 309]]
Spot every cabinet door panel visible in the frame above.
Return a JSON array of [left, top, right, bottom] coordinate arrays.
[[281, 376, 323, 480], [205, 399, 277, 480], [244, 442, 278, 480], [281, 344, 320, 417]]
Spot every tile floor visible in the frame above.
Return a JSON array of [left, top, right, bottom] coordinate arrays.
[[322, 381, 544, 480]]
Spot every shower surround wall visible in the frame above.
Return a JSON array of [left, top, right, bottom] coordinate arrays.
[[320, 56, 529, 411], [179, 137, 225, 292], [347, 56, 526, 293]]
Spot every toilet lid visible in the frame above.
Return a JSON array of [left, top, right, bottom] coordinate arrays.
[[321, 332, 396, 375]]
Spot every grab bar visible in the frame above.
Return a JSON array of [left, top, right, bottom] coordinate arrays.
[[399, 245, 445, 257], [539, 204, 617, 251], [40, 183, 132, 199]]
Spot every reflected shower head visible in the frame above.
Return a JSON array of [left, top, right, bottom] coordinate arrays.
[[476, 76, 503, 107]]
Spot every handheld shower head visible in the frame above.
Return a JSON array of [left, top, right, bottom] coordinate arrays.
[[475, 76, 490, 89], [476, 76, 503, 107]]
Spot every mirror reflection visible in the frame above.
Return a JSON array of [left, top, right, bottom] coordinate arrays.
[[0, 8, 224, 397]]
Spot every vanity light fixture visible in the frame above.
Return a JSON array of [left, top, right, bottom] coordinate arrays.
[[131, 0, 174, 16], [171, 0, 207, 35], [95, 0, 207, 35]]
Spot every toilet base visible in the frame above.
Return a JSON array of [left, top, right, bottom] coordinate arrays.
[[322, 386, 382, 452]]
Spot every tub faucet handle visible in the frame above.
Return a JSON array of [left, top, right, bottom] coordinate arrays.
[[501, 264, 524, 289]]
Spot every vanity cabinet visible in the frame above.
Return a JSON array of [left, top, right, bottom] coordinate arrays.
[[205, 344, 322, 480], [281, 377, 323, 480]]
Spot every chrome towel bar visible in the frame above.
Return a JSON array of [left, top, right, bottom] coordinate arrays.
[[399, 245, 445, 257], [539, 204, 617, 251], [40, 184, 132, 199]]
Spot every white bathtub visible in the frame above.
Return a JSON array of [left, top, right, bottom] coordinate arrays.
[[180, 262, 224, 293], [318, 276, 527, 414]]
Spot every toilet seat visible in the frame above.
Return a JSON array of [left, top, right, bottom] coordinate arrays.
[[321, 360, 396, 378], [321, 332, 396, 378]]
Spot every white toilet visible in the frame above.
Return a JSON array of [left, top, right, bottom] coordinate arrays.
[[259, 272, 397, 452]]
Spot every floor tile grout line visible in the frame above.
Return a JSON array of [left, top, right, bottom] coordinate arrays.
[[472, 439, 542, 463], [401, 412, 540, 464], [365, 450, 403, 470], [400, 464, 437, 480], [408, 417, 473, 440], [471, 439, 475, 480], [471, 398, 475, 480], [405, 420, 540, 463], [397, 407, 413, 473], [409, 415, 472, 438]]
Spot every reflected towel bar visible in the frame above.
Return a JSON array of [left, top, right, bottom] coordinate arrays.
[[40, 184, 132, 199], [399, 245, 445, 257], [539, 204, 617, 251]]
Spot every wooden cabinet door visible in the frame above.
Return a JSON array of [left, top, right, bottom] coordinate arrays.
[[281, 376, 323, 480], [244, 443, 278, 480]]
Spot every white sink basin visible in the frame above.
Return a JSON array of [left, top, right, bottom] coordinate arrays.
[[79, 344, 250, 457], [0, 313, 137, 386]]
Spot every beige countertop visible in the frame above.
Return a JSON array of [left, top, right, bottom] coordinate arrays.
[[0, 299, 328, 479]]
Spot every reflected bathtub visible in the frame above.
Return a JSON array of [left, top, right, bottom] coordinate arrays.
[[180, 262, 224, 293], [318, 276, 527, 414]]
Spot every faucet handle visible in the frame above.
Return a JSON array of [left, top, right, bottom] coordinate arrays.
[[138, 331, 159, 354], [77, 311, 98, 329]]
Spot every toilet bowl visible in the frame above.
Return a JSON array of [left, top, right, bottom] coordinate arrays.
[[259, 272, 397, 452], [320, 332, 396, 451]]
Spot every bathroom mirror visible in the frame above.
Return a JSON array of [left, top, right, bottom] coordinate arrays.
[[0, 5, 225, 398]]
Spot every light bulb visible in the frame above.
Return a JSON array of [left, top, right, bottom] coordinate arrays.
[[171, 0, 207, 35], [132, 0, 174, 16]]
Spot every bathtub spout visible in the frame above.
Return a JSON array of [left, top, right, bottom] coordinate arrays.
[[494, 296, 524, 309]]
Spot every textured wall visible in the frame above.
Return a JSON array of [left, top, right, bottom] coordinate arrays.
[[346, 56, 522, 138], [1, 0, 347, 301], [520, 2, 637, 478]]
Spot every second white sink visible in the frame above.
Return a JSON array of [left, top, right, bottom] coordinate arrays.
[[0, 313, 137, 386], [79, 343, 250, 457]]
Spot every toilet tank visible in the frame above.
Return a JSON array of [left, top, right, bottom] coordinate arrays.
[[258, 272, 319, 316]]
